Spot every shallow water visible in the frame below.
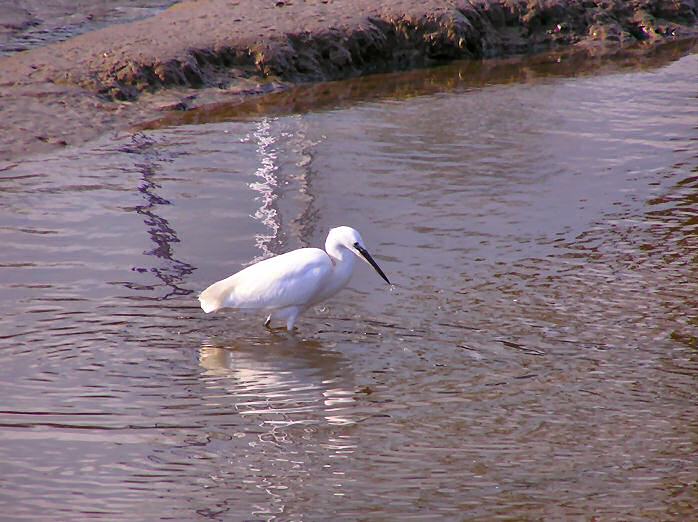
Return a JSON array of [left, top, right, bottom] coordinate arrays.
[[1, 48, 697, 520], [0, 0, 178, 56]]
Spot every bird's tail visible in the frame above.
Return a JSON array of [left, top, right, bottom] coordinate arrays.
[[198, 280, 229, 313]]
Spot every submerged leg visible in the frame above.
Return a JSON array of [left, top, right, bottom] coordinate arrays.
[[285, 308, 300, 332], [269, 306, 301, 332], [264, 307, 301, 332]]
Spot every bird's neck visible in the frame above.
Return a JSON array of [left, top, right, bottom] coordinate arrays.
[[325, 243, 356, 273]]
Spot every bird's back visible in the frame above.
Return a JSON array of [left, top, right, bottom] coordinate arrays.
[[199, 248, 333, 313]]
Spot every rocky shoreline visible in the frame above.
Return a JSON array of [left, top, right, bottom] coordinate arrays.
[[1, 0, 697, 161]]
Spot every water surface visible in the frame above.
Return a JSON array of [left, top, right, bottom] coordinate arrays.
[[1, 48, 697, 520], [0, 1, 178, 56]]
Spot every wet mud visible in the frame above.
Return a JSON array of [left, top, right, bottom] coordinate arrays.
[[1, 0, 697, 161]]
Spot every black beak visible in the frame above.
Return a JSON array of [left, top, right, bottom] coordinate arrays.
[[355, 244, 391, 285]]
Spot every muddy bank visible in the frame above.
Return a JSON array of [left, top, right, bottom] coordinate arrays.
[[138, 38, 698, 131], [1, 0, 697, 161]]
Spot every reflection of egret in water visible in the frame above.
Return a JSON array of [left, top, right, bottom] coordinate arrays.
[[198, 337, 359, 519], [120, 134, 195, 299], [199, 336, 357, 427], [246, 117, 324, 261]]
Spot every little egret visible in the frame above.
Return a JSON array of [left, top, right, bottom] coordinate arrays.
[[198, 226, 391, 330]]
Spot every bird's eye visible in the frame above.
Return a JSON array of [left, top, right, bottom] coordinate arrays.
[[353, 242, 360, 248]]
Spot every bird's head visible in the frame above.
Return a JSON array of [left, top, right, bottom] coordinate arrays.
[[328, 226, 391, 285]]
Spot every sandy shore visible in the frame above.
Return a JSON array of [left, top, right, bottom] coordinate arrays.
[[1, 0, 696, 162]]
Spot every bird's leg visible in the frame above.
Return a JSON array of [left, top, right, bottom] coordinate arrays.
[[264, 314, 272, 329], [285, 308, 300, 332]]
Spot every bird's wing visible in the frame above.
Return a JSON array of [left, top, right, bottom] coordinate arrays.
[[206, 248, 334, 311]]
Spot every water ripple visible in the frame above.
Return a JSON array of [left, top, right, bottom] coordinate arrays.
[[1, 49, 697, 520]]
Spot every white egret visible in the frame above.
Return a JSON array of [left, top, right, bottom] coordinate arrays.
[[198, 226, 391, 330]]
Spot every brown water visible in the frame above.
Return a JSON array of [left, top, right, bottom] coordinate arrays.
[[1, 48, 697, 520]]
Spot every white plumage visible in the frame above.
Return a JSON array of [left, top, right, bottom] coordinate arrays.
[[199, 226, 391, 331]]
